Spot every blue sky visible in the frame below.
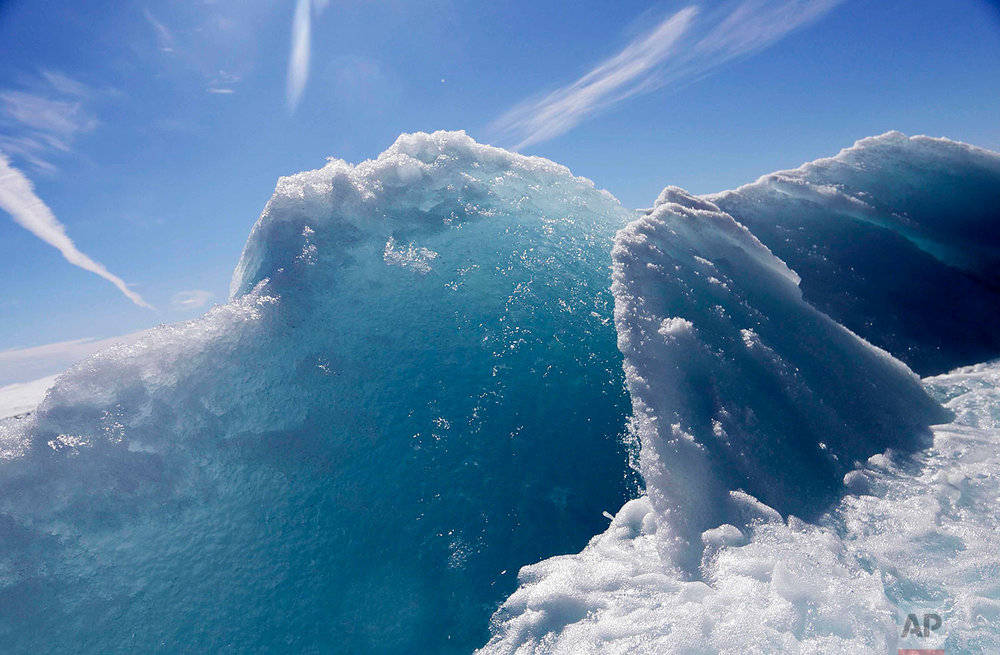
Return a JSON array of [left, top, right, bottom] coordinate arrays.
[[1, 0, 999, 380]]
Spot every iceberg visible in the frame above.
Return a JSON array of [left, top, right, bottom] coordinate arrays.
[[609, 187, 947, 571], [706, 132, 1000, 376], [0, 132, 636, 654], [1, 130, 998, 654], [481, 134, 1000, 655]]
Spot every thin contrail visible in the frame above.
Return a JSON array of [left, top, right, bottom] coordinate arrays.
[[0, 151, 154, 309]]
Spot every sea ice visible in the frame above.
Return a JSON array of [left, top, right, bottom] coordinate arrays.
[[706, 132, 1000, 375], [0, 131, 636, 654], [481, 360, 1000, 654], [481, 135, 1000, 655], [611, 187, 946, 570], [2, 130, 998, 655]]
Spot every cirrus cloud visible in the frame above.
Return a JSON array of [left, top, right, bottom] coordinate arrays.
[[0, 70, 98, 173], [172, 289, 214, 310], [492, 0, 844, 149]]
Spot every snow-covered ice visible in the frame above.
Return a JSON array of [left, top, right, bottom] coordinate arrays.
[[0, 131, 635, 654], [1, 131, 998, 654], [0, 374, 58, 419], [481, 134, 1000, 655], [609, 186, 946, 571], [480, 360, 1000, 654]]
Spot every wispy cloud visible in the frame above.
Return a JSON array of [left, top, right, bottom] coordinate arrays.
[[286, 0, 312, 112], [0, 330, 148, 386], [39, 70, 91, 97], [492, 0, 843, 149], [172, 289, 214, 309], [0, 152, 154, 310], [143, 9, 248, 95], [143, 8, 175, 53], [207, 69, 241, 95], [0, 91, 96, 142], [0, 71, 98, 172], [286, 0, 329, 112]]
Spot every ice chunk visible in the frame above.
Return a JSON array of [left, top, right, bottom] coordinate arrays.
[[706, 132, 1000, 375], [481, 361, 1000, 655], [0, 132, 636, 654], [481, 134, 1000, 655], [0, 374, 58, 420], [611, 188, 947, 570]]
